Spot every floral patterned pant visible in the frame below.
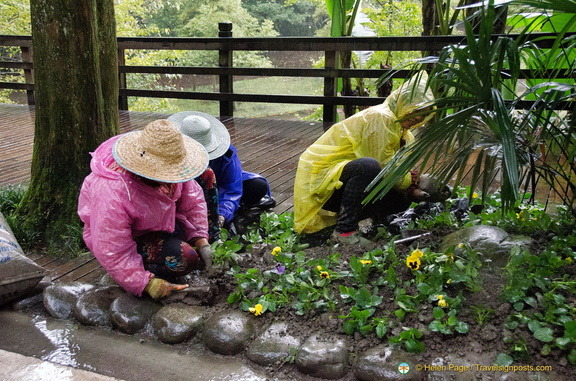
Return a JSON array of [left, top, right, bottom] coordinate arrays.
[[136, 232, 199, 281]]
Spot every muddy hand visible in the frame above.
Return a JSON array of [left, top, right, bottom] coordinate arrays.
[[144, 278, 189, 300], [411, 188, 430, 201], [417, 174, 451, 202], [199, 244, 215, 277]]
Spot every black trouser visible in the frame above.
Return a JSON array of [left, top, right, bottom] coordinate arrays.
[[322, 157, 410, 233], [241, 177, 269, 206]]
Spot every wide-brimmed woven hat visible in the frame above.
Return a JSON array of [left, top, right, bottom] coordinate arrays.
[[168, 111, 230, 160], [113, 119, 208, 183]]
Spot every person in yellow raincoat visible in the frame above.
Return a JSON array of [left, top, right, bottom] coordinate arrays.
[[294, 72, 435, 245]]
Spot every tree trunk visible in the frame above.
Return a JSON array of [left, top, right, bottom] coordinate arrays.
[[421, 0, 437, 37], [19, 0, 119, 249]]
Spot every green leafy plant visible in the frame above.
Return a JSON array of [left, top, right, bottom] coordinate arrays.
[[212, 228, 243, 265], [429, 306, 470, 335], [389, 327, 426, 353], [470, 305, 496, 325]]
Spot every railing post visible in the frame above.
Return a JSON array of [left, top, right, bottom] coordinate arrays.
[[323, 50, 338, 125], [118, 48, 128, 110], [218, 22, 233, 118], [20, 46, 34, 106]]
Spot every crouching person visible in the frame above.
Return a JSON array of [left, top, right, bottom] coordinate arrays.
[[293, 72, 449, 248], [78, 120, 214, 300], [168, 111, 276, 234]]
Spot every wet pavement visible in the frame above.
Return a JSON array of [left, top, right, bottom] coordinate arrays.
[[0, 310, 271, 381], [0, 349, 121, 381]]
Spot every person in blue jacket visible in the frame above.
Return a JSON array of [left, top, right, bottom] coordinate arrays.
[[168, 111, 276, 231]]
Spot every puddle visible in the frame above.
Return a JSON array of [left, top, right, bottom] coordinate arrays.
[[33, 316, 84, 369]]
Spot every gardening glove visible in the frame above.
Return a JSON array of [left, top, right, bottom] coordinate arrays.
[[199, 244, 215, 277], [144, 277, 188, 300], [218, 215, 226, 227]]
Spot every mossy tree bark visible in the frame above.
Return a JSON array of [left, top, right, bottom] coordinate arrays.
[[18, 0, 119, 249]]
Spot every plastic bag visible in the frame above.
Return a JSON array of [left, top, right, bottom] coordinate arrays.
[[0, 212, 47, 306]]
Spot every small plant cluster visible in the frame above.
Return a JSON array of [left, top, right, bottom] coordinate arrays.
[[225, 211, 486, 354], [220, 189, 576, 368], [501, 235, 576, 366]]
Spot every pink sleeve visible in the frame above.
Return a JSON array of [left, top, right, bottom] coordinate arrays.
[[84, 181, 153, 296], [176, 180, 209, 242]]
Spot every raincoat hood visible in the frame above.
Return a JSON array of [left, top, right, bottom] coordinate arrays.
[[293, 72, 435, 234]]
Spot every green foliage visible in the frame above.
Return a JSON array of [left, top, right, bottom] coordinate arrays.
[[243, 0, 325, 36], [389, 327, 426, 353], [243, 212, 309, 252], [0, 185, 39, 249], [364, 0, 422, 67], [502, 232, 576, 363], [211, 228, 243, 266], [0, 0, 30, 35], [1, 184, 88, 255], [470, 305, 496, 325], [368, 1, 576, 217], [0, 184, 26, 216]]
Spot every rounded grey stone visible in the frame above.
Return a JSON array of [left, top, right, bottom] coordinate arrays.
[[73, 285, 125, 326], [110, 293, 161, 334], [354, 344, 418, 381], [202, 310, 254, 355], [246, 321, 301, 366], [152, 304, 205, 344], [295, 335, 349, 379], [43, 282, 95, 319], [438, 225, 531, 267]]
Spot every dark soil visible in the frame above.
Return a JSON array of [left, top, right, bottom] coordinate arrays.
[[201, 227, 574, 380]]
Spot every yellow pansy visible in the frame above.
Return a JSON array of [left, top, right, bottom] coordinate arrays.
[[271, 246, 282, 256], [319, 271, 330, 279], [411, 249, 424, 258], [317, 265, 323, 271], [437, 295, 448, 307], [406, 255, 421, 271], [359, 259, 372, 265], [249, 304, 263, 316], [472, 192, 478, 198]]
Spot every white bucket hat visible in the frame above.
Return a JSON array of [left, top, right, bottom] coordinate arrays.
[[168, 111, 231, 160], [113, 119, 208, 183]]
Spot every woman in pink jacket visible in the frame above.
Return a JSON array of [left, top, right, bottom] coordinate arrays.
[[78, 120, 213, 300]]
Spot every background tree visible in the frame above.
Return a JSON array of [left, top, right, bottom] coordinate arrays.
[[244, 0, 324, 36], [16, 0, 119, 248]]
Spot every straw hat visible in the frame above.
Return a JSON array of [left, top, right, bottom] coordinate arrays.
[[168, 111, 230, 160], [113, 119, 208, 183]]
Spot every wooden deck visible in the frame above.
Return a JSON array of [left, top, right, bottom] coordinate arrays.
[[1, 103, 330, 285]]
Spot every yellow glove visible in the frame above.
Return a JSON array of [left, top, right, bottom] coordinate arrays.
[[144, 278, 188, 300]]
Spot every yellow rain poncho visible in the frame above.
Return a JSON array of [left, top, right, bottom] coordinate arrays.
[[294, 72, 435, 234]]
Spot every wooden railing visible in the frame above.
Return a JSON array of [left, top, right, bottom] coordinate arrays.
[[0, 24, 572, 123]]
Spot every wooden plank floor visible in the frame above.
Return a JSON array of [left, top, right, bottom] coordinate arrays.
[[0, 103, 330, 284]]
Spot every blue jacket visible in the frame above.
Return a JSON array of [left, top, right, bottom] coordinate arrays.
[[210, 144, 268, 223]]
